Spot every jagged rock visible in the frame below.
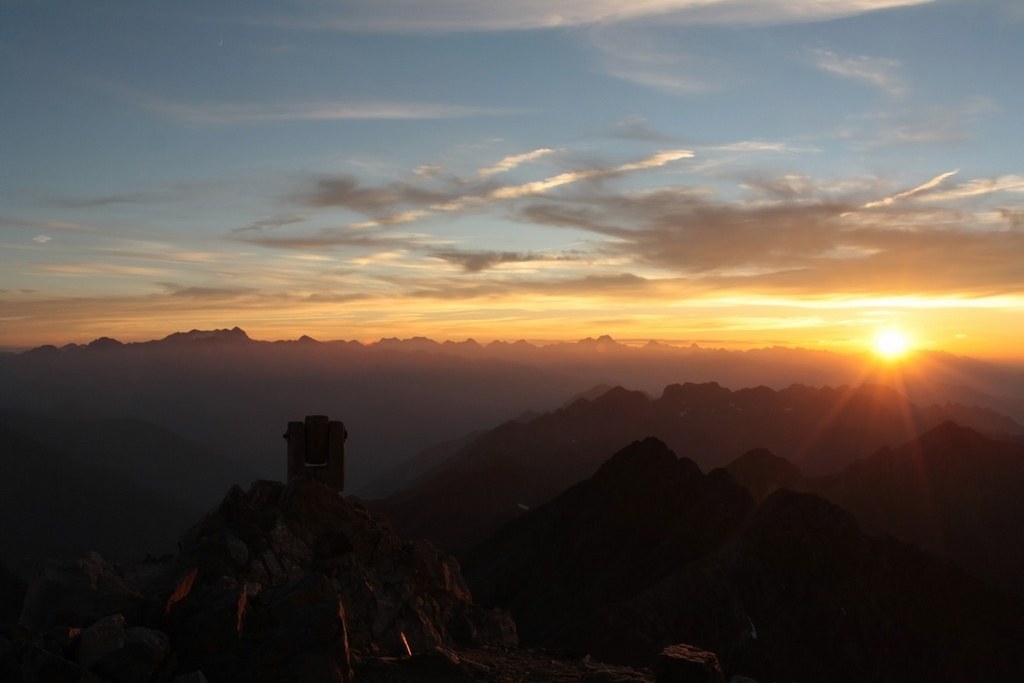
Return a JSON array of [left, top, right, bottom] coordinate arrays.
[[169, 671, 208, 683], [176, 475, 516, 659], [95, 626, 173, 683], [20, 552, 144, 629], [10, 475, 515, 682], [654, 644, 725, 683], [78, 613, 125, 668]]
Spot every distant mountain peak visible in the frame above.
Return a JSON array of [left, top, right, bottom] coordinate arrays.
[[591, 437, 700, 485], [160, 327, 251, 343]]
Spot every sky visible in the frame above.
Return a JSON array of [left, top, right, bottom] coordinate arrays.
[[2, 0, 1023, 357]]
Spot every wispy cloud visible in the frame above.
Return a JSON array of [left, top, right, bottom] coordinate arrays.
[[843, 97, 997, 148], [862, 170, 959, 208], [287, 148, 694, 230], [0, 216, 98, 232], [920, 175, 1024, 202], [515, 169, 1024, 297], [708, 140, 821, 154], [232, 214, 310, 234], [106, 84, 517, 126], [155, 100, 515, 126], [589, 26, 723, 94], [429, 249, 581, 273], [607, 117, 679, 143], [261, 0, 936, 33], [811, 48, 905, 96], [477, 149, 555, 178]]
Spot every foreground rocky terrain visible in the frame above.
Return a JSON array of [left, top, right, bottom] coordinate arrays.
[[6, 427, 1024, 682], [0, 476, 518, 682]]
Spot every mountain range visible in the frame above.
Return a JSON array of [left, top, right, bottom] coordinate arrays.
[[463, 436, 1024, 682], [4, 327, 1024, 681], [371, 382, 1023, 553]]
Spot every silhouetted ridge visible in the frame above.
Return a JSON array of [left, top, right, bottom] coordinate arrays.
[[724, 448, 804, 502], [464, 438, 754, 645], [810, 419, 1024, 595], [591, 436, 685, 481], [160, 326, 251, 344], [465, 435, 1024, 680], [374, 380, 1021, 554], [658, 381, 731, 408], [565, 385, 651, 418]]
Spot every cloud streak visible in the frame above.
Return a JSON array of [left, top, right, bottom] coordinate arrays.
[[109, 84, 517, 126], [811, 48, 905, 96], [477, 149, 556, 177], [264, 0, 936, 33], [285, 148, 694, 230], [862, 170, 959, 208]]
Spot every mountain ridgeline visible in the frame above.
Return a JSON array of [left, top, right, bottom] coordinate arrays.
[[462, 436, 1024, 682], [371, 381, 1023, 553], [5, 328, 1024, 681]]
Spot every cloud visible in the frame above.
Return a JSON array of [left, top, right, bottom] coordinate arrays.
[[862, 170, 959, 208], [263, 0, 936, 33], [477, 149, 556, 178], [709, 140, 821, 154], [918, 175, 1024, 203], [589, 25, 725, 94], [515, 170, 1024, 297], [33, 235, 52, 244], [811, 48, 905, 96], [232, 214, 310, 234], [108, 84, 517, 126], [298, 175, 451, 213], [0, 216, 97, 232], [155, 283, 258, 300], [479, 149, 694, 202], [429, 249, 580, 273], [287, 148, 693, 230], [607, 117, 680, 143], [238, 228, 442, 251], [844, 97, 997, 148]]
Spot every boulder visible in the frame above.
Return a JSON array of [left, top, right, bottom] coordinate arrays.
[[78, 613, 125, 668], [654, 644, 726, 683], [95, 626, 173, 683]]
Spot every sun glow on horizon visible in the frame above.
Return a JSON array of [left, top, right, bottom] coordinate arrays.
[[873, 329, 912, 360]]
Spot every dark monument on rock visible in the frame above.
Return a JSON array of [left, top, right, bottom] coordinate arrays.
[[284, 415, 347, 492]]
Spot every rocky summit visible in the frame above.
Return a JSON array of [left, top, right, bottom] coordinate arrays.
[[2, 475, 516, 683]]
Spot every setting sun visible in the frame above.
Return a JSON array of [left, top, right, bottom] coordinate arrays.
[[874, 330, 911, 360]]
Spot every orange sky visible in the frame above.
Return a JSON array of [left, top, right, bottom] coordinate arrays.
[[3, 2, 1023, 360]]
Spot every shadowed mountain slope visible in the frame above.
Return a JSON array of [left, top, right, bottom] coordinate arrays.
[[373, 382, 1021, 552], [0, 409, 251, 510], [0, 418, 203, 579], [464, 438, 754, 644], [719, 422, 1024, 597], [464, 439, 1024, 681], [809, 421, 1024, 596]]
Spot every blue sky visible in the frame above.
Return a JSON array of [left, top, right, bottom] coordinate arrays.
[[2, 0, 1023, 356]]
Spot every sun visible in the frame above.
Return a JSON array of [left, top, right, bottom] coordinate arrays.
[[873, 329, 911, 360]]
